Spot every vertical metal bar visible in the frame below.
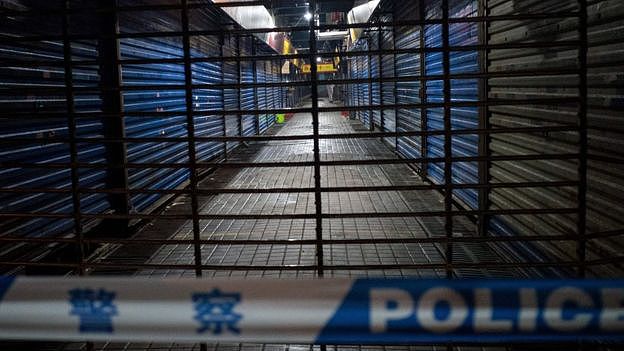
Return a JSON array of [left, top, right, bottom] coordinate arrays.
[[64, 4, 91, 348], [97, 0, 130, 236], [252, 37, 260, 135], [348, 59, 353, 117], [378, 23, 385, 135], [309, 0, 324, 277], [392, 13, 400, 152], [272, 61, 277, 114], [577, 0, 588, 278], [419, 1, 429, 181], [367, 37, 374, 131], [355, 57, 360, 120], [279, 59, 284, 109], [236, 34, 243, 139], [477, 0, 491, 237], [220, 34, 228, 161], [442, 0, 454, 279], [264, 61, 269, 126], [62, 0, 85, 277], [181, 0, 202, 278], [358, 57, 363, 122]]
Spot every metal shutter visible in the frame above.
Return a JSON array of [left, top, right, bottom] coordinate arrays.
[[394, 2, 423, 163], [0, 6, 108, 248]]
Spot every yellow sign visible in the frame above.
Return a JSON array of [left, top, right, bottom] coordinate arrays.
[[282, 38, 292, 55], [302, 63, 337, 74]]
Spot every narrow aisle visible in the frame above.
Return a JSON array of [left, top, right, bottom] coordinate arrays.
[[87, 101, 520, 351], [100, 100, 509, 279]]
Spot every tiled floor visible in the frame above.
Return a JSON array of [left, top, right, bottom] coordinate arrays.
[[81, 99, 516, 351]]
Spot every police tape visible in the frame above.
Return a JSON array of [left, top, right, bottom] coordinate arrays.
[[0, 277, 623, 344]]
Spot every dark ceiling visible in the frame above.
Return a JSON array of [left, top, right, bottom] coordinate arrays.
[[267, 0, 356, 50]]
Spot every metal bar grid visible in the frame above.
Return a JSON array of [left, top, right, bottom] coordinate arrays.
[[0, 2, 623, 350]]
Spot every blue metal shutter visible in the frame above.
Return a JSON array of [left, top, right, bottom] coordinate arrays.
[[120, 35, 189, 212], [240, 37, 257, 136], [0, 15, 109, 242], [424, 0, 479, 209], [380, 13, 397, 147], [256, 62, 268, 133], [369, 38, 381, 128], [223, 36, 241, 152], [394, 2, 422, 162], [355, 43, 371, 128]]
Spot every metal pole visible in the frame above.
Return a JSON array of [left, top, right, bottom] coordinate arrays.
[[252, 37, 260, 135], [98, 0, 131, 236], [220, 34, 227, 160], [309, 0, 324, 278], [576, 0, 588, 278], [368, 37, 374, 131], [180, 0, 202, 277], [63, 0, 85, 277], [378, 23, 385, 135], [442, 0, 454, 279], [419, 1, 429, 181], [182, 3, 205, 350], [477, 0, 491, 237], [392, 14, 400, 152], [236, 34, 243, 140]]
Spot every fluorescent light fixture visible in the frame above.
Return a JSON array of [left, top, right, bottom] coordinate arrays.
[[304, 12, 312, 20]]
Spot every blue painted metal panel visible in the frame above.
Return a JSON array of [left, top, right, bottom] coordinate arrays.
[[223, 36, 241, 152], [380, 13, 397, 147], [424, 0, 479, 209], [394, 2, 422, 160], [0, 4, 296, 248], [0, 4, 304, 269], [239, 37, 257, 137], [0, 12, 109, 246]]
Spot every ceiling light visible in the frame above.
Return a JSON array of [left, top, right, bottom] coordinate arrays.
[[304, 12, 312, 21], [316, 57, 322, 63]]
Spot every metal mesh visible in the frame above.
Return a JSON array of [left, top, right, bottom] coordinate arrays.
[[1, 0, 623, 349]]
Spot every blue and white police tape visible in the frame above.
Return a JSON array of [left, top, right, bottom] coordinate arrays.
[[0, 277, 623, 344]]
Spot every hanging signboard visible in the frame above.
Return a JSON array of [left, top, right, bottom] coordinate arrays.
[[302, 64, 338, 74]]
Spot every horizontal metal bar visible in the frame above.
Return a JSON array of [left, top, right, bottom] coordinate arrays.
[[0, 153, 581, 170], [588, 154, 624, 164], [0, 181, 579, 196], [0, 14, 581, 41], [0, 68, 583, 95], [0, 260, 588, 271], [0, 43, 582, 67], [0, 208, 580, 221], [0, 126, 580, 144], [1, 232, 612, 246], [0, 98, 582, 119]]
